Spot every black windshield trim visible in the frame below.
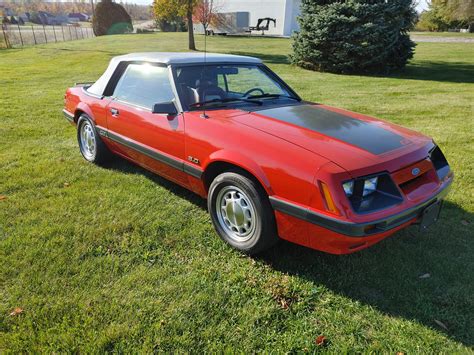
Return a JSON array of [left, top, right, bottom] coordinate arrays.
[[190, 97, 263, 110], [246, 93, 301, 101]]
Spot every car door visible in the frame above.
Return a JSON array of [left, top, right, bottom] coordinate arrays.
[[105, 62, 188, 186]]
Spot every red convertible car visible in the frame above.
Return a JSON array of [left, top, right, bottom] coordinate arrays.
[[63, 52, 453, 254]]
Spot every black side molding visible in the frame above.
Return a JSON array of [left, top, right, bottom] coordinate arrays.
[[270, 179, 452, 238], [98, 126, 203, 179]]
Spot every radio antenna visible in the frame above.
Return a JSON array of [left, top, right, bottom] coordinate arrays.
[[200, 3, 209, 119]]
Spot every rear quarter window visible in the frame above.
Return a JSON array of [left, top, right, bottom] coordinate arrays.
[[113, 64, 175, 109]]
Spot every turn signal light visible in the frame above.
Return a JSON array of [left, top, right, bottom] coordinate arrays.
[[319, 181, 340, 215]]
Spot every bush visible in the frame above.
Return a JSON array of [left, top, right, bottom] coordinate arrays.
[[93, 0, 133, 36], [156, 18, 186, 32], [291, 0, 417, 74]]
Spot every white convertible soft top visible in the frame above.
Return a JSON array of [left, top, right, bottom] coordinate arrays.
[[87, 52, 262, 96]]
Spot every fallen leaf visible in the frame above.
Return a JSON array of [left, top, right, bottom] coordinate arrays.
[[9, 307, 23, 316], [419, 273, 431, 279], [434, 319, 448, 330], [0, 195, 7, 201], [315, 335, 327, 346], [461, 220, 469, 226], [63, 182, 70, 187]]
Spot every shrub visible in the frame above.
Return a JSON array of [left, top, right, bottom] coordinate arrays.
[[291, 0, 417, 74], [156, 18, 186, 32], [93, 0, 133, 36]]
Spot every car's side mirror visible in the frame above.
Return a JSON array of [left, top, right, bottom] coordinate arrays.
[[152, 101, 178, 115]]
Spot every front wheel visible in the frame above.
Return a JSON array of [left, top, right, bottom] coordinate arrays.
[[208, 172, 278, 254]]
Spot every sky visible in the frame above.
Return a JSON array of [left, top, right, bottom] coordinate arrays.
[[126, 0, 429, 12]]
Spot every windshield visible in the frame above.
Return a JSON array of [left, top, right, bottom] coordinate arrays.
[[173, 64, 299, 110]]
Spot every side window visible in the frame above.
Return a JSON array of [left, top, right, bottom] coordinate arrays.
[[113, 63, 175, 109]]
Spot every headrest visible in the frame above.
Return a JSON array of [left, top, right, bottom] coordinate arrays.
[[195, 78, 215, 88]]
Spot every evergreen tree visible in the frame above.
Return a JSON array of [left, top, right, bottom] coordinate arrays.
[[291, 0, 417, 74]]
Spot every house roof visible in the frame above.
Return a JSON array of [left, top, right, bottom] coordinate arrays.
[[87, 52, 262, 96]]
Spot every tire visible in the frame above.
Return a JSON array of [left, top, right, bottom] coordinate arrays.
[[208, 171, 279, 254], [77, 114, 111, 164]]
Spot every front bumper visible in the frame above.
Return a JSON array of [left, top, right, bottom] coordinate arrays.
[[269, 177, 452, 238]]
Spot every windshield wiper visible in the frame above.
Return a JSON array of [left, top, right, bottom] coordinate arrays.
[[246, 93, 300, 101], [190, 97, 262, 109]]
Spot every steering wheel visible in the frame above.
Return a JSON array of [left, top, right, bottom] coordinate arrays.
[[243, 88, 265, 97]]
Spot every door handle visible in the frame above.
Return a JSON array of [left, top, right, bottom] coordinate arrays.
[[110, 108, 119, 117]]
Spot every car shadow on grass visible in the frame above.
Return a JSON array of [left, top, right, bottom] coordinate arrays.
[[101, 157, 207, 209], [102, 157, 473, 346], [258, 201, 474, 346]]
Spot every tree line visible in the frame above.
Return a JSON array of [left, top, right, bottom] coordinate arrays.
[[418, 0, 474, 32], [1, 0, 152, 21]]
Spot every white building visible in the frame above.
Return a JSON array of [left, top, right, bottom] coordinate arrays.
[[195, 0, 302, 37]]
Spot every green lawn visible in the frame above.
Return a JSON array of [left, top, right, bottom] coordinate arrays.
[[0, 33, 473, 352]]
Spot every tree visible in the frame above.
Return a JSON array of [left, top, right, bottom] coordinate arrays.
[[153, 0, 197, 50], [291, 0, 417, 74], [193, 0, 222, 33], [416, 4, 452, 31], [93, 0, 133, 36], [437, 0, 474, 31], [417, 0, 474, 32]]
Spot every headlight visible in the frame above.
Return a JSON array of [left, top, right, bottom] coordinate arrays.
[[342, 177, 378, 197], [363, 177, 378, 196], [429, 145, 450, 181], [342, 174, 402, 214], [342, 181, 354, 196]]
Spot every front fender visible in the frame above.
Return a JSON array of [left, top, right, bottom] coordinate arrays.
[[204, 150, 274, 195]]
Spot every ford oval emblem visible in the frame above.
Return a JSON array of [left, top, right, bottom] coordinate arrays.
[[412, 167, 421, 176]]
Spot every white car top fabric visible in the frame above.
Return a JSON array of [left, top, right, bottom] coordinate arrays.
[[87, 52, 262, 96]]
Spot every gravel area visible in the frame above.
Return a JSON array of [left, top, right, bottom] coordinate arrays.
[[411, 35, 474, 43]]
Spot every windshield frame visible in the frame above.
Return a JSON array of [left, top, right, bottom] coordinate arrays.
[[171, 63, 301, 112]]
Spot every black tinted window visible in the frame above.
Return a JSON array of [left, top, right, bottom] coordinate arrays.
[[113, 63, 175, 109], [174, 64, 294, 109]]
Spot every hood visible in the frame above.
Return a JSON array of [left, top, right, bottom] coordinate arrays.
[[229, 103, 433, 176]]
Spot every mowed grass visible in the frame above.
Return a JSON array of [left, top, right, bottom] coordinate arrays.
[[0, 33, 473, 352]]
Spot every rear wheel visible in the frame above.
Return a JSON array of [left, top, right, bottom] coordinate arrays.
[[77, 114, 111, 164], [208, 172, 278, 254]]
